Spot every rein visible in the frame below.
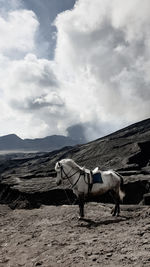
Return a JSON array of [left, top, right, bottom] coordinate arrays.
[[60, 165, 85, 189]]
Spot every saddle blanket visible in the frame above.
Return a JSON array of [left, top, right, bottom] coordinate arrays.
[[92, 172, 103, 184]]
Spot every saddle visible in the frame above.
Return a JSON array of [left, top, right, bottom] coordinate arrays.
[[84, 167, 103, 193]]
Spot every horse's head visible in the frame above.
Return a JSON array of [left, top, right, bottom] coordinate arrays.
[[55, 158, 81, 186], [55, 161, 62, 186]]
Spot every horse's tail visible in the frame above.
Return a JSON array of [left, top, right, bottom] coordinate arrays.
[[114, 171, 125, 201], [119, 175, 125, 201]]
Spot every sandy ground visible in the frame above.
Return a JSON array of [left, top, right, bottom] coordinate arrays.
[[0, 203, 150, 267]]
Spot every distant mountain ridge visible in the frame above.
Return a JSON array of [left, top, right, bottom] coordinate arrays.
[[0, 134, 85, 152]]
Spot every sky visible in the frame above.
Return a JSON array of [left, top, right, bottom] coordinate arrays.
[[0, 0, 150, 141]]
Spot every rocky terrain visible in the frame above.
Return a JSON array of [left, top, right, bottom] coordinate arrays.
[[0, 119, 150, 267], [0, 118, 150, 208], [0, 203, 150, 267]]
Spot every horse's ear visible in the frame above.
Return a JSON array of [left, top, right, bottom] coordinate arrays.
[[58, 162, 62, 169]]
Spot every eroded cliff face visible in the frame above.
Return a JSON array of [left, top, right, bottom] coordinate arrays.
[[0, 119, 150, 208]]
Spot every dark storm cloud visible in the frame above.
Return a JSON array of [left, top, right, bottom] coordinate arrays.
[[67, 124, 87, 142], [66, 121, 119, 142]]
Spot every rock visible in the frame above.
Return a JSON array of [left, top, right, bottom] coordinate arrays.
[[35, 261, 43, 266], [143, 193, 150, 205], [106, 253, 113, 257], [142, 240, 149, 245], [91, 256, 98, 261]]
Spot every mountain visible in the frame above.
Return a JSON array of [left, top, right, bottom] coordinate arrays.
[[0, 134, 25, 150], [0, 118, 150, 208], [0, 134, 85, 152]]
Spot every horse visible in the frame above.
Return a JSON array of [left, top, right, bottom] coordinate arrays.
[[55, 159, 125, 218]]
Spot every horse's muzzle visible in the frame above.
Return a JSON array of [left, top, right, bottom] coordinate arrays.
[[56, 180, 62, 186]]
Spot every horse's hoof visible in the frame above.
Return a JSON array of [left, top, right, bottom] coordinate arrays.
[[111, 208, 114, 214], [78, 216, 84, 220], [112, 213, 120, 217]]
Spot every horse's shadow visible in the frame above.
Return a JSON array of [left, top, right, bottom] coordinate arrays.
[[77, 216, 130, 228]]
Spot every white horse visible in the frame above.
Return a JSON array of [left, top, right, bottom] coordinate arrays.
[[55, 159, 125, 218]]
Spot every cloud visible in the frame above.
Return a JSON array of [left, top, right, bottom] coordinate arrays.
[[1, 0, 150, 140], [0, 0, 21, 13], [2, 54, 58, 102], [54, 0, 150, 139], [0, 52, 68, 137], [67, 124, 86, 142], [0, 2, 67, 138], [0, 10, 38, 56]]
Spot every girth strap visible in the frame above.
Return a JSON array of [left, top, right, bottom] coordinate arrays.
[[87, 171, 93, 194]]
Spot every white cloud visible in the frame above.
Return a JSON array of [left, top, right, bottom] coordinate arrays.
[[54, 0, 150, 139], [0, 4, 67, 138], [0, 52, 69, 137], [0, 10, 38, 55], [1, 0, 150, 140]]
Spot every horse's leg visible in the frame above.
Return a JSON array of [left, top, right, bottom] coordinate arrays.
[[109, 190, 120, 216], [109, 190, 116, 215], [78, 193, 84, 219], [114, 196, 120, 216], [113, 201, 120, 216], [115, 188, 121, 216]]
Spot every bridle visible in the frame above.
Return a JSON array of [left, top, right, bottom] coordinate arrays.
[[58, 162, 85, 188]]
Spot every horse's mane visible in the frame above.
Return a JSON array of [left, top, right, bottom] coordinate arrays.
[[60, 159, 83, 171]]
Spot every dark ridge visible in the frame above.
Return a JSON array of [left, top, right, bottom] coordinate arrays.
[[90, 118, 150, 143], [0, 118, 150, 208], [0, 133, 85, 152]]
